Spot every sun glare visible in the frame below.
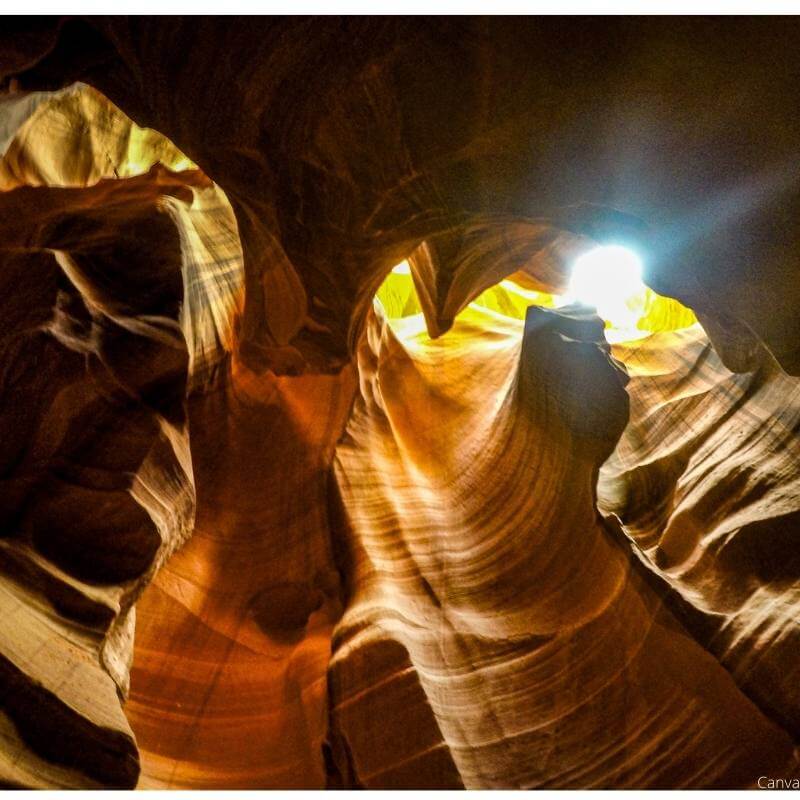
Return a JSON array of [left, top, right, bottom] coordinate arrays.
[[563, 245, 647, 333]]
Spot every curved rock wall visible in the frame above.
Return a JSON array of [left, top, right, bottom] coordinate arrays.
[[601, 327, 800, 741], [1, 19, 800, 789], [0, 86, 199, 788], [330, 302, 798, 787]]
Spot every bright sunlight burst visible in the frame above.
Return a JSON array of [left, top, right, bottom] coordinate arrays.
[[563, 245, 647, 334]]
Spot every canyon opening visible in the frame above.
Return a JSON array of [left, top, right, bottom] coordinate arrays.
[[0, 14, 799, 792]]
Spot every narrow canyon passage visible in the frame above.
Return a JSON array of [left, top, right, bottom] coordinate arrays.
[[1, 18, 800, 789]]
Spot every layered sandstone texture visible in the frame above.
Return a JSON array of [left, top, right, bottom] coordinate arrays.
[[0, 17, 799, 789]]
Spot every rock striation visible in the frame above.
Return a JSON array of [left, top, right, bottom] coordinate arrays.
[[0, 17, 799, 789], [329, 301, 797, 787]]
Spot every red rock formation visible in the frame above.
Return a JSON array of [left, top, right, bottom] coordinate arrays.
[[0, 98, 198, 785], [330, 301, 796, 787], [127, 363, 355, 788], [601, 328, 800, 741], [1, 17, 799, 790]]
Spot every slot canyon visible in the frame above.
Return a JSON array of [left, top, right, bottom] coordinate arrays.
[[0, 16, 799, 789]]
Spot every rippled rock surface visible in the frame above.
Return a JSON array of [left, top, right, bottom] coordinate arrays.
[[1, 18, 800, 789]]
